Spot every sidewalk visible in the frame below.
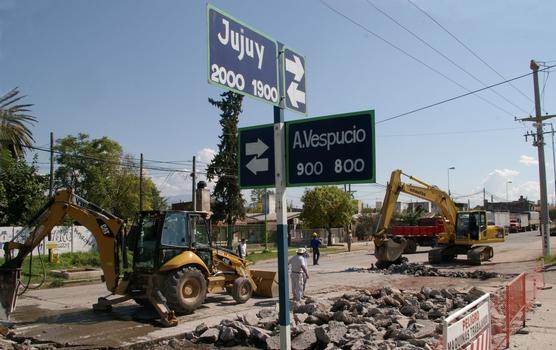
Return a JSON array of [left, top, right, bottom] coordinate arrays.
[[509, 268, 556, 349]]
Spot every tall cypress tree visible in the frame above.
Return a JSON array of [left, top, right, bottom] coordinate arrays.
[[207, 91, 245, 247]]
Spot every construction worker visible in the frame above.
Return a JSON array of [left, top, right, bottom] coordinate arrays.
[[310, 232, 322, 265], [289, 247, 309, 301], [237, 238, 247, 259], [302, 246, 309, 293]]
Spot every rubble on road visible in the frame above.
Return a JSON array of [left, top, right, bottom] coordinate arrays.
[[346, 261, 500, 280], [180, 286, 485, 349]]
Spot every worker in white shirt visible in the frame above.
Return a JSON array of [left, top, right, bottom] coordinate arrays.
[[288, 247, 309, 301], [237, 238, 247, 259]]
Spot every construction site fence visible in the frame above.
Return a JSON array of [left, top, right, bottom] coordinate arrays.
[[490, 259, 544, 350], [436, 260, 544, 350]]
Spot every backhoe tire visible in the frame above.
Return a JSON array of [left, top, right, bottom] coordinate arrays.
[[163, 267, 207, 314], [232, 277, 252, 304]]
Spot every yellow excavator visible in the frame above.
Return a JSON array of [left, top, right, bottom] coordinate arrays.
[[373, 170, 505, 266], [0, 188, 276, 326]]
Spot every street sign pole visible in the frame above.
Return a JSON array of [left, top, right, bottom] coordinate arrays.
[[274, 47, 291, 349]]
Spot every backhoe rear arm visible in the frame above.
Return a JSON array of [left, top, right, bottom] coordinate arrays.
[[3, 189, 124, 292]]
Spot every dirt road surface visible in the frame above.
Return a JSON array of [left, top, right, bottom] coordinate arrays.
[[5, 231, 555, 348]]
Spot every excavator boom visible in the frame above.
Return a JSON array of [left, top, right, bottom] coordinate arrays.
[[374, 169, 504, 265], [373, 170, 458, 264]]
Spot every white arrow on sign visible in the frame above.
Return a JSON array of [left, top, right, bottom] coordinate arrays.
[[245, 138, 269, 157], [285, 55, 304, 82], [287, 81, 306, 108], [246, 156, 268, 175]]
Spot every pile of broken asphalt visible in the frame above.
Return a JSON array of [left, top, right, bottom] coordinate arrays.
[[0, 285, 487, 350], [347, 261, 500, 280], [174, 286, 486, 350]]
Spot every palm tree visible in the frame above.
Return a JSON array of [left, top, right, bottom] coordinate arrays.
[[0, 88, 36, 158]]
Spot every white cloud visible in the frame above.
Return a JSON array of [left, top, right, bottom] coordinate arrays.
[[150, 148, 217, 202], [479, 169, 518, 201], [480, 169, 519, 186], [150, 169, 190, 200], [514, 181, 540, 202], [519, 155, 538, 166], [478, 169, 539, 202], [196, 148, 216, 164]]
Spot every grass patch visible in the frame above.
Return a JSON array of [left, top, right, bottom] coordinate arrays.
[[4, 252, 102, 288], [544, 255, 556, 265]]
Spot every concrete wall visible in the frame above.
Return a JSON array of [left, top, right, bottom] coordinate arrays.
[[0, 226, 97, 257]]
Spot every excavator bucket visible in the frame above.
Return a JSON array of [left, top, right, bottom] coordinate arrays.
[[374, 238, 407, 264], [0, 268, 21, 319], [249, 269, 278, 298]]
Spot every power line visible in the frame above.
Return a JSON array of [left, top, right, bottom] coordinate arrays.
[[378, 126, 522, 138], [365, 0, 528, 115], [320, 0, 516, 118], [406, 0, 534, 104], [541, 69, 550, 113], [452, 190, 484, 199], [377, 64, 556, 124], [20, 144, 192, 174], [144, 159, 193, 165]]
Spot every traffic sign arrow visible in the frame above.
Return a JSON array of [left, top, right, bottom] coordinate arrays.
[[245, 138, 269, 157], [287, 81, 306, 108], [285, 54, 304, 82], [246, 156, 269, 175]]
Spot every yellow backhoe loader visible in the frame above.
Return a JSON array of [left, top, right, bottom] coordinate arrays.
[[0, 188, 277, 326], [373, 170, 505, 266]]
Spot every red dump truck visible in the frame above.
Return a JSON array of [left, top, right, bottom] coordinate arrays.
[[391, 217, 444, 254]]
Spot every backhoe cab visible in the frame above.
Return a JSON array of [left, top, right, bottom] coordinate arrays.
[[124, 210, 266, 318]]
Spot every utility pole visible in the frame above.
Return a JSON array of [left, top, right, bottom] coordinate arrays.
[[553, 124, 556, 206], [544, 124, 556, 206], [139, 153, 144, 211], [516, 60, 555, 257], [48, 132, 54, 262], [191, 156, 196, 211]]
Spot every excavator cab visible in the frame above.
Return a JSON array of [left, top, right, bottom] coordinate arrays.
[[455, 212, 483, 241], [453, 210, 504, 245]]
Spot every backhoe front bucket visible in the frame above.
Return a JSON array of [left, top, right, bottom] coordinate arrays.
[[249, 270, 278, 297], [0, 268, 21, 319], [374, 238, 407, 263]]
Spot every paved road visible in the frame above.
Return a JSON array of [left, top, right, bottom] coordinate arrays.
[[7, 231, 555, 348]]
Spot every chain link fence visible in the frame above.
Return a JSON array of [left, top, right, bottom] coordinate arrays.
[[211, 224, 350, 248]]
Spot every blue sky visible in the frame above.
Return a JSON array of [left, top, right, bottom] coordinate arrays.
[[1, 0, 555, 207]]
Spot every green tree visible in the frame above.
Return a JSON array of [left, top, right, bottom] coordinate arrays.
[[300, 186, 357, 245], [550, 207, 556, 221], [54, 133, 123, 207], [0, 181, 7, 224], [206, 91, 245, 247], [247, 188, 274, 213], [354, 213, 375, 240], [0, 88, 36, 159], [54, 134, 165, 219], [0, 151, 48, 225], [395, 206, 425, 225]]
